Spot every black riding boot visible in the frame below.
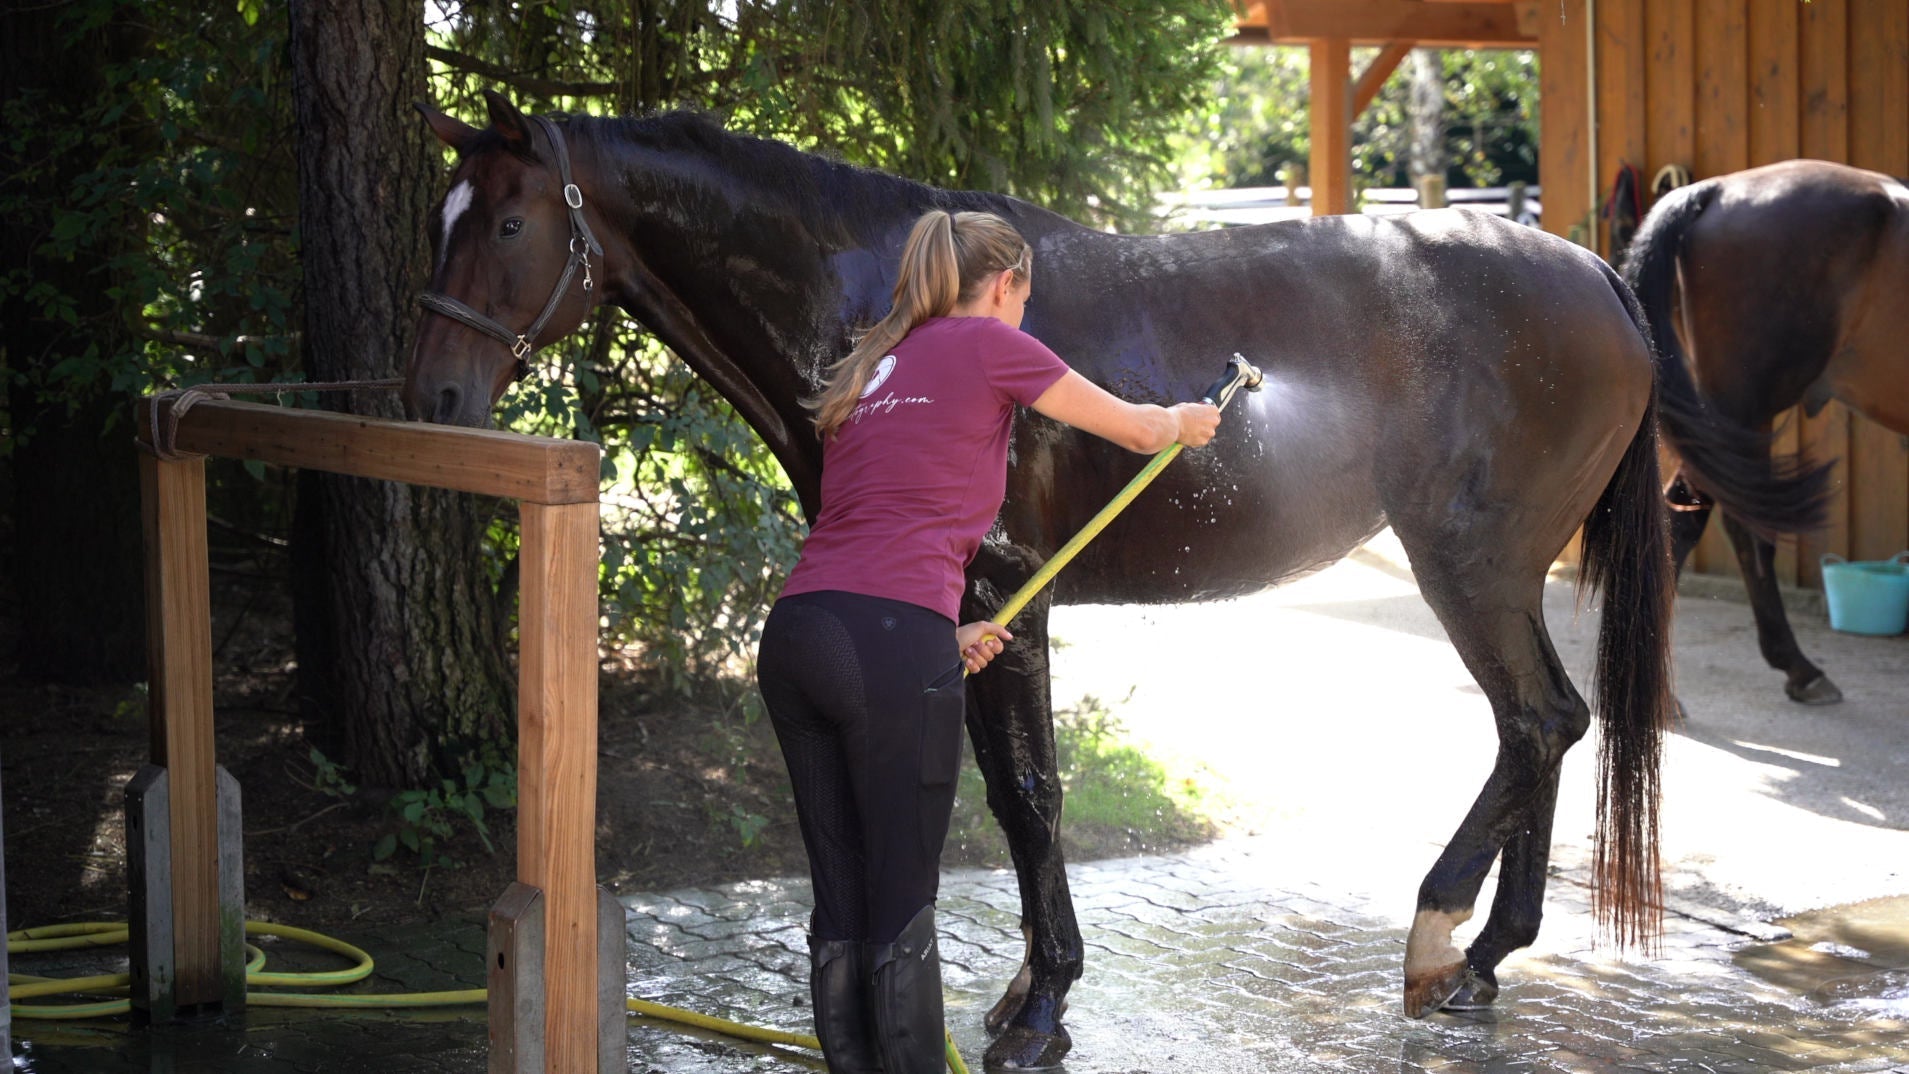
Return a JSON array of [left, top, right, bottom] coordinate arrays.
[[870, 904, 946, 1074], [810, 934, 885, 1073]]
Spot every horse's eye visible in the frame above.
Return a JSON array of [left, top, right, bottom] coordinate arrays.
[[499, 218, 523, 239]]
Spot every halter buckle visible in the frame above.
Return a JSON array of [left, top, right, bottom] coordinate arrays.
[[511, 336, 533, 360], [564, 184, 583, 210]]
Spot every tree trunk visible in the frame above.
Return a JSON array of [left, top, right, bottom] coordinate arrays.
[[1408, 47, 1447, 203], [0, 4, 147, 686], [287, 0, 513, 786]]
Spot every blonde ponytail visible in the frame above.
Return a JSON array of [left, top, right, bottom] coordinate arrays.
[[808, 209, 1032, 437]]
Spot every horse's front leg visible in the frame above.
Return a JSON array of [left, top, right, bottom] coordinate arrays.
[[959, 587, 1080, 1071]]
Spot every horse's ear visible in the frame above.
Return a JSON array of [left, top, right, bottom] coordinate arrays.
[[416, 100, 480, 153], [482, 89, 535, 155]]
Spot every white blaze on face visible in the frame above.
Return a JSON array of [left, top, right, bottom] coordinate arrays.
[[439, 181, 475, 265]]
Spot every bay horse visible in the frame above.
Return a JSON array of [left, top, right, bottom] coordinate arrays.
[[404, 92, 1817, 1066], [1623, 158, 1893, 705]]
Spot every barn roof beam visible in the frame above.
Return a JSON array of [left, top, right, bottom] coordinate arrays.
[[1229, 0, 1536, 49], [1354, 40, 1416, 115]]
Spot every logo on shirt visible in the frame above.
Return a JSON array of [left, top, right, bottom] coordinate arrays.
[[859, 355, 897, 399]]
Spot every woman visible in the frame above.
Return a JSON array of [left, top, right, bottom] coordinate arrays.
[[756, 209, 1219, 1072]]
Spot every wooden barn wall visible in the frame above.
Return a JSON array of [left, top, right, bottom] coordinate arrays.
[[1555, 0, 1909, 588]]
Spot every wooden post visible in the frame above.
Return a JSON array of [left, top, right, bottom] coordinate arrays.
[[134, 397, 606, 1064], [1353, 40, 1415, 117], [1309, 37, 1353, 215], [518, 500, 602, 1073], [136, 451, 232, 1015]]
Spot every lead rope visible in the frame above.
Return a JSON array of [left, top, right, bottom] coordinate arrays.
[[141, 378, 403, 462]]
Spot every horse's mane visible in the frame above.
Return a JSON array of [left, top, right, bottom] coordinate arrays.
[[563, 110, 1031, 244]]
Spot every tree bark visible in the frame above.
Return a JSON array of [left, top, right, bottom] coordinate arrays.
[[1408, 48, 1447, 193], [0, 4, 147, 685], [287, 0, 513, 786]]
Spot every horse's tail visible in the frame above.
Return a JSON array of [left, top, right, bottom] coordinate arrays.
[[1578, 261, 1678, 948], [1620, 179, 1834, 536]]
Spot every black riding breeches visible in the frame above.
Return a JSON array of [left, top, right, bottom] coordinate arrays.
[[756, 590, 966, 945]]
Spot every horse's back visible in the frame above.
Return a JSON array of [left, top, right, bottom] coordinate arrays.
[[1012, 209, 1653, 605]]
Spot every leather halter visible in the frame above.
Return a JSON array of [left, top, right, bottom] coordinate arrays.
[[417, 115, 604, 381]]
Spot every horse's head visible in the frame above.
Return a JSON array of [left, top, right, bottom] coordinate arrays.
[[405, 90, 605, 426]]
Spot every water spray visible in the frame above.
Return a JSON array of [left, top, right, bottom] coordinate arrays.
[[967, 353, 1264, 669]]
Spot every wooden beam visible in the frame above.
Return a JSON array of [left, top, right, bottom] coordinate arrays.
[[135, 398, 600, 505], [1749, 0, 1801, 587], [1847, 0, 1909, 564], [517, 500, 602, 1074], [1538, 0, 1590, 244], [1309, 38, 1353, 215], [1236, 0, 1534, 47], [1354, 41, 1416, 116], [139, 452, 221, 1009], [1796, 0, 1849, 587]]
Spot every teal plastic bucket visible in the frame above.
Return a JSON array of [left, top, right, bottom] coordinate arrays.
[[1821, 552, 1909, 636]]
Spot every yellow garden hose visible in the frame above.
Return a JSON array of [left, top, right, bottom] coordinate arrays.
[[6, 920, 970, 1072]]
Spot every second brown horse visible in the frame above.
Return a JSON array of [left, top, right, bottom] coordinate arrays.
[[1623, 158, 1900, 704]]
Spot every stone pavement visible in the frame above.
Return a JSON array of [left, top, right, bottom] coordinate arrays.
[[10, 539, 1908, 1072], [9, 835, 1908, 1073]]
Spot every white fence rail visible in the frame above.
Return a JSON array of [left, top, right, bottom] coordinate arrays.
[[1162, 184, 1541, 229]]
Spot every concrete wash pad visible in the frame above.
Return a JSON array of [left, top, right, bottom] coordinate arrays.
[[8, 530, 1907, 1073]]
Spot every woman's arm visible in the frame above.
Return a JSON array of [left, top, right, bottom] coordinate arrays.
[[1029, 370, 1221, 454]]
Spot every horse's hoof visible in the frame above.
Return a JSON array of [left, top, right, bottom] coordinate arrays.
[[1787, 674, 1843, 706], [1402, 957, 1468, 1019], [1439, 968, 1499, 1011], [983, 991, 1022, 1036], [985, 993, 1066, 1037], [983, 1024, 1072, 1071]]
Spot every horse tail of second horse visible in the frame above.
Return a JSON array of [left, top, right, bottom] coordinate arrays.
[[1620, 179, 1834, 534], [1579, 261, 1680, 948]]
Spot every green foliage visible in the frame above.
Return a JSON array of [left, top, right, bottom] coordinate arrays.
[[372, 756, 517, 869], [0, 0, 303, 433], [1353, 49, 1540, 189], [1178, 44, 1540, 196], [1171, 45, 1312, 190], [304, 748, 360, 800], [12, 0, 1247, 755], [418, 1, 1234, 692], [725, 804, 771, 848], [1052, 693, 1209, 836]]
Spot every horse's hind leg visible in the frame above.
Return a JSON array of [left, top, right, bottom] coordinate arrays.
[[1720, 513, 1841, 704], [958, 593, 1081, 1070], [1671, 474, 1840, 704], [1394, 546, 1590, 1018]]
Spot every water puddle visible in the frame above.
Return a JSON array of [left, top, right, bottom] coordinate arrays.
[[1733, 894, 1909, 1016]]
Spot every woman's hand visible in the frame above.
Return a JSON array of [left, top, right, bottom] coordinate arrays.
[[1030, 371, 1226, 454], [1169, 401, 1221, 447], [956, 621, 1014, 674]]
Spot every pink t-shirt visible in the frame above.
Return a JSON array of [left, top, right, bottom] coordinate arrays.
[[781, 316, 1071, 620]]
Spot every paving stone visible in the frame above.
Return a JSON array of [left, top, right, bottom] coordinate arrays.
[[10, 840, 1909, 1072]]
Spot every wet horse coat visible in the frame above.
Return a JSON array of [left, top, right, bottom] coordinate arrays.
[[1624, 158, 1892, 704], [404, 95, 1806, 1067]]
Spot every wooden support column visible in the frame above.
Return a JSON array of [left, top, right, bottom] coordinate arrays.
[[1796, 0, 1850, 588], [136, 452, 227, 1012], [135, 397, 606, 1064], [517, 499, 602, 1073], [1309, 37, 1353, 215], [1354, 41, 1415, 116]]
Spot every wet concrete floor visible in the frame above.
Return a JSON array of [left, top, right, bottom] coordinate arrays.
[[9, 843, 1908, 1073], [11, 540, 1908, 1072]]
